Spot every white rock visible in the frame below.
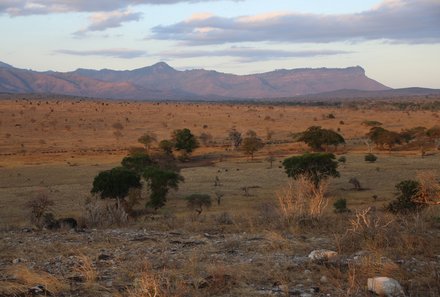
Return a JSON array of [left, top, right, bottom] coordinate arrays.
[[308, 249, 338, 261], [367, 277, 405, 297]]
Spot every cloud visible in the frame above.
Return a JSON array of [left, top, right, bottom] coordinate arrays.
[[74, 10, 142, 36], [151, 0, 440, 44], [161, 47, 352, 62], [55, 48, 147, 59], [0, 0, 243, 16]]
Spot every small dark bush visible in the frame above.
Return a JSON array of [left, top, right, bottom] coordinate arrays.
[[338, 156, 346, 163], [333, 198, 349, 213], [364, 153, 378, 163]]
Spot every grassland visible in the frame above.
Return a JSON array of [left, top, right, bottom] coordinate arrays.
[[0, 96, 439, 296]]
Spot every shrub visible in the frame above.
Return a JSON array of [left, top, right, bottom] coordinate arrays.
[[362, 120, 382, 127], [26, 193, 54, 228], [333, 198, 349, 213], [338, 156, 346, 163], [185, 194, 212, 215], [387, 180, 424, 213], [364, 153, 377, 163]]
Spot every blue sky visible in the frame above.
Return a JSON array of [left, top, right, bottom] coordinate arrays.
[[0, 0, 439, 88]]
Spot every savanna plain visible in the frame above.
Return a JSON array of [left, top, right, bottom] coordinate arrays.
[[0, 95, 439, 297]]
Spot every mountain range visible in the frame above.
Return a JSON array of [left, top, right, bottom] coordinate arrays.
[[0, 61, 436, 101]]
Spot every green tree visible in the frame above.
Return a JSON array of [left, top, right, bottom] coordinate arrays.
[[138, 132, 157, 152], [241, 130, 264, 160], [91, 167, 141, 200], [295, 126, 345, 151], [282, 152, 340, 187], [121, 152, 155, 175], [172, 128, 199, 159], [185, 194, 212, 215], [143, 166, 184, 209]]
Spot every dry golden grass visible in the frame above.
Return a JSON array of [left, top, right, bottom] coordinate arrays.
[[0, 265, 68, 296]]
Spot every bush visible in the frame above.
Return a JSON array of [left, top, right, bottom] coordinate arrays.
[[338, 156, 346, 163], [26, 193, 54, 228], [387, 180, 424, 213], [185, 194, 212, 215], [364, 153, 378, 163], [333, 198, 349, 213]]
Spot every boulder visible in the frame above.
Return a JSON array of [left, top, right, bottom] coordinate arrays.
[[367, 277, 405, 297], [308, 249, 338, 262]]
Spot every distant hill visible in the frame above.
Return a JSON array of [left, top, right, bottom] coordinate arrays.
[[288, 88, 440, 101], [0, 60, 415, 101]]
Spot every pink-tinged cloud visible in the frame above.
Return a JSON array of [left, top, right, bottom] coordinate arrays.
[[161, 47, 352, 62], [55, 48, 147, 59], [74, 10, 142, 36], [151, 0, 440, 44], [0, 0, 243, 15]]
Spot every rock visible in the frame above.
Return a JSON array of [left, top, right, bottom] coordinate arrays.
[[12, 258, 25, 264], [28, 284, 51, 296], [367, 277, 405, 296], [308, 249, 338, 262], [98, 253, 112, 261]]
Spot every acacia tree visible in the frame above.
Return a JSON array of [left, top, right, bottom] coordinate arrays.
[[143, 166, 184, 209], [295, 126, 345, 151], [241, 130, 264, 160], [367, 127, 402, 150], [282, 152, 340, 187], [91, 167, 141, 202], [172, 128, 199, 159]]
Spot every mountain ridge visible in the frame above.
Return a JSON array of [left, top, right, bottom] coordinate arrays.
[[0, 61, 394, 100]]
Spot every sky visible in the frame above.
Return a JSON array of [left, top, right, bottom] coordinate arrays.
[[0, 0, 439, 88]]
